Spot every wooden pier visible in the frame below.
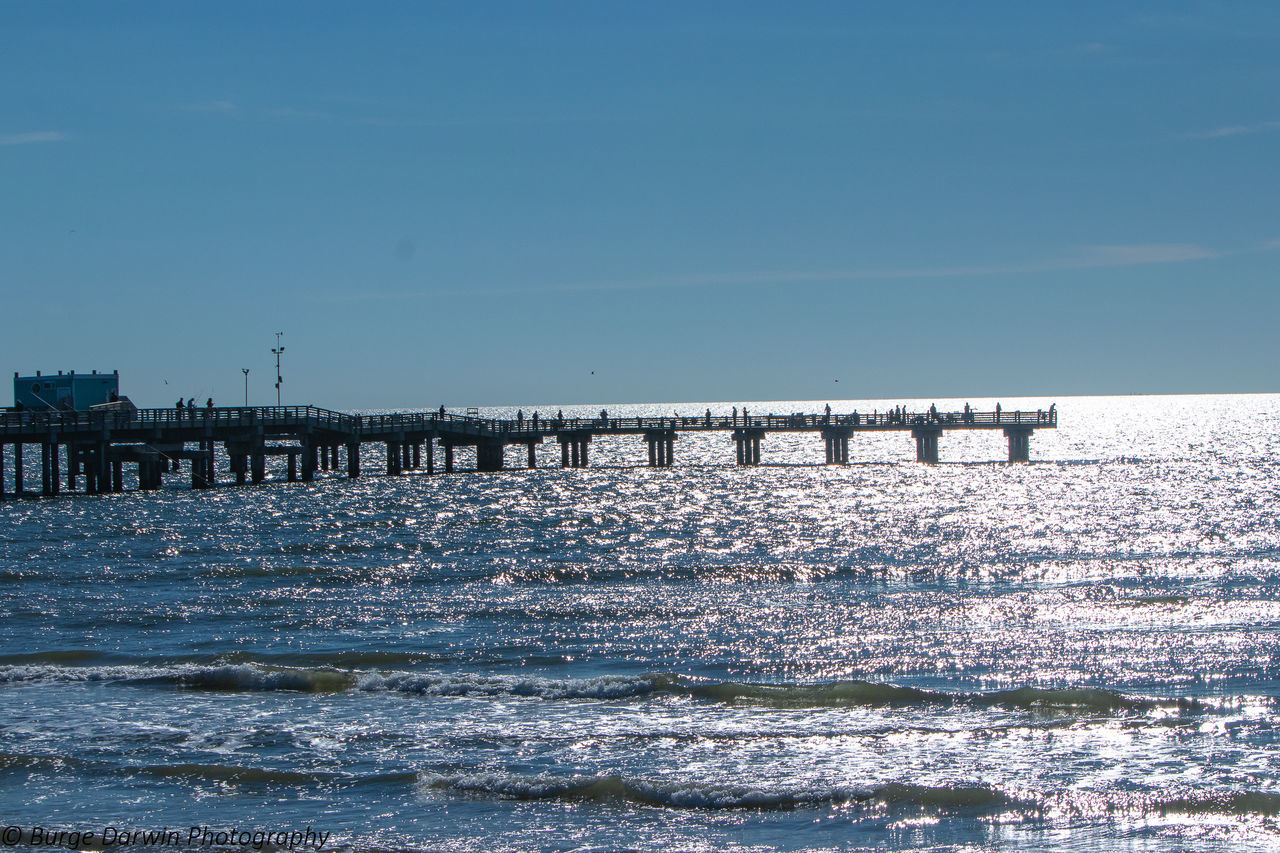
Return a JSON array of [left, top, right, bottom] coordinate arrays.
[[0, 404, 1056, 499]]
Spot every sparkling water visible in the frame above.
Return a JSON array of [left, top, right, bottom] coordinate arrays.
[[2, 394, 1279, 852]]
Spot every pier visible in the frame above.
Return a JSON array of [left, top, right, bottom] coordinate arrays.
[[0, 405, 1056, 499]]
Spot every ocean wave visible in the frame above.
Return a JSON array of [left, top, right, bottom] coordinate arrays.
[[0, 663, 1211, 713], [422, 771, 1015, 811]]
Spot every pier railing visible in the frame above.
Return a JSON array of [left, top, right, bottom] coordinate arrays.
[[0, 405, 1055, 439], [0, 405, 360, 436]]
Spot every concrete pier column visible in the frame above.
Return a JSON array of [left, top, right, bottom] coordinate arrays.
[[412, 442, 421, 470], [425, 440, 434, 474], [82, 448, 96, 495], [66, 445, 77, 491], [42, 442, 54, 496], [50, 442, 60, 495], [192, 452, 211, 489], [230, 452, 247, 485], [821, 428, 851, 465], [287, 452, 298, 482], [386, 442, 401, 475], [0, 443, 6, 500], [347, 442, 361, 478], [112, 459, 123, 492], [402, 442, 412, 472], [733, 429, 764, 466], [138, 459, 160, 490], [13, 443, 23, 495], [477, 440, 505, 472], [644, 431, 675, 467], [578, 439, 589, 468], [911, 428, 941, 464], [570, 440, 580, 468], [1004, 427, 1033, 463], [527, 443, 537, 469], [303, 442, 316, 481], [251, 449, 266, 483], [561, 439, 570, 468]]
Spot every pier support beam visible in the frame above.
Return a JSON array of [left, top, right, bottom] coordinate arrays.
[[527, 442, 537, 469], [251, 448, 266, 483], [732, 429, 764, 466], [1004, 426, 1033, 463], [347, 442, 360, 478], [425, 440, 434, 474], [42, 441, 55, 496], [558, 433, 591, 468], [477, 440, 505, 472], [821, 428, 851, 465], [0, 443, 5, 500], [644, 430, 676, 467], [443, 442, 455, 473], [302, 441, 316, 482], [911, 427, 941, 464], [386, 441, 402, 475], [14, 444, 23, 495]]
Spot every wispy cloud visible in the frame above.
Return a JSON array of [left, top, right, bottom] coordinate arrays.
[[324, 242, 1224, 303], [0, 131, 69, 146], [1183, 120, 1280, 139], [1067, 243, 1217, 265], [179, 100, 239, 114]]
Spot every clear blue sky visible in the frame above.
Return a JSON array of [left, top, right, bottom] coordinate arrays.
[[4, 2, 1277, 409]]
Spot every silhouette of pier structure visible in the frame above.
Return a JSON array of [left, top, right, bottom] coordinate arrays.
[[0, 404, 1056, 499]]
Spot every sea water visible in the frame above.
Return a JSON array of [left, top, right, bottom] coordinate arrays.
[[2, 394, 1279, 852]]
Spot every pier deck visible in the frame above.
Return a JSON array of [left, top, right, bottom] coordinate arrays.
[[0, 404, 1056, 498]]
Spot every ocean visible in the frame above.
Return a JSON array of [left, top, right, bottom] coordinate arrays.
[[2, 393, 1279, 852]]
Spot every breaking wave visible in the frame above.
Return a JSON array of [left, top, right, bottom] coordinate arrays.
[[422, 771, 1017, 811], [0, 663, 1211, 713]]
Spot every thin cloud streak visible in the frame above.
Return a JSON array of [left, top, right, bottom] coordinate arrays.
[[498, 242, 1222, 296], [0, 131, 69, 146], [320, 242, 1226, 303], [1182, 120, 1280, 139]]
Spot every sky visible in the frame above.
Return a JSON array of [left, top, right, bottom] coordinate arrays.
[[3, 2, 1278, 409]]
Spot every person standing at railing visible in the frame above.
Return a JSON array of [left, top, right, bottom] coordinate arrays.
[[995, 403, 1001, 423]]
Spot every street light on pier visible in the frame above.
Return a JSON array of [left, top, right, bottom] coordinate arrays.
[[242, 368, 249, 407], [271, 332, 285, 406]]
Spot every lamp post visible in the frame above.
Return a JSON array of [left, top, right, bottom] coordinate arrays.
[[242, 368, 249, 407], [271, 332, 285, 406]]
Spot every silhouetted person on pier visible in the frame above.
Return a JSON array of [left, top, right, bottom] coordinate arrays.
[[532, 411, 539, 428], [732, 406, 737, 424], [705, 408, 711, 426], [825, 403, 831, 423], [995, 403, 1002, 423], [438, 405, 445, 418], [206, 398, 213, 409], [517, 409, 523, 427], [176, 399, 183, 410]]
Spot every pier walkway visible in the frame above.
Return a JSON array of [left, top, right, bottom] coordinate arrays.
[[0, 404, 1056, 499]]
